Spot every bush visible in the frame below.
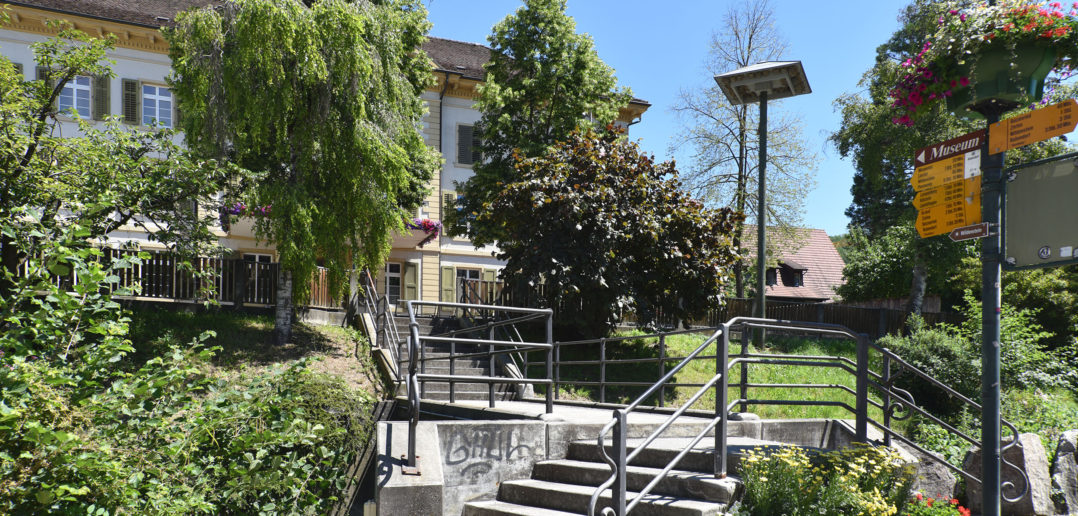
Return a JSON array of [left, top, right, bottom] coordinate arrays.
[[733, 444, 913, 516], [877, 317, 980, 417], [903, 493, 971, 516]]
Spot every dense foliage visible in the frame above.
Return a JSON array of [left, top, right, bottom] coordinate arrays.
[[486, 127, 743, 337], [454, 0, 631, 247], [167, 0, 440, 341], [0, 27, 374, 514], [733, 444, 913, 516]]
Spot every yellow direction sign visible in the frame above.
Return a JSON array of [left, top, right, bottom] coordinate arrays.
[[988, 98, 1078, 155], [911, 149, 981, 192], [915, 178, 981, 238]]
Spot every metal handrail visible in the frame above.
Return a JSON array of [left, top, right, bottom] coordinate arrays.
[[586, 316, 1028, 516], [404, 299, 554, 473], [361, 268, 403, 374]]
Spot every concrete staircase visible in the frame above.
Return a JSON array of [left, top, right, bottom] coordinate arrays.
[[394, 315, 515, 402], [463, 436, 750, 516]]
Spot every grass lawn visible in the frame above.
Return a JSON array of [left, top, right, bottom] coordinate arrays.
[[540, 329, 885, 422], [126, 305, 388, 396]]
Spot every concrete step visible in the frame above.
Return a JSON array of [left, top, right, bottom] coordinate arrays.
[[462, 500, 580, 516], [498, 479, 727, 516], [568, 437, 802, 474], [419, 381, 498, 393], [420, 390, 514, 401], [531, 459, 740, 504]]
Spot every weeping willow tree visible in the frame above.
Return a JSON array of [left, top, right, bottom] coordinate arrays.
[[167, 0, 439, 343]]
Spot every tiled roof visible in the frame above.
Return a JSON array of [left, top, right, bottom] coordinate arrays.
[[741, 227, 846, 301], [8, 0, 219, 28], [423, 37, 490, 81]]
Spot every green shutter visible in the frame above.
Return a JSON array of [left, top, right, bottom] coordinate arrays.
[[457, 125, 473, 165], [440, 266, 455, 302], [402, 262, 418, 301], [121, 79, 139, 124], [92, 75, 110, 120]]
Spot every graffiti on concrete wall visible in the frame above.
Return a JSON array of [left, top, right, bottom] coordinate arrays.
[[440, 424, 540, 485]]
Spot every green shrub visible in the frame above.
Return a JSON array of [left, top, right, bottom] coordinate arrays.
[[903, 493, 971, 516], [877, 317, 979, 418], [733, 444, 913, 516]]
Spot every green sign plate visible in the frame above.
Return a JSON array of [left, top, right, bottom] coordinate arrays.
[[1004, 154, 1078, 270]]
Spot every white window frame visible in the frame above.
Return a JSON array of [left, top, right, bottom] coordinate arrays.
[[142, 84, 173, 128], [385, 262, 402, 305], [59, 75, 91, 118]]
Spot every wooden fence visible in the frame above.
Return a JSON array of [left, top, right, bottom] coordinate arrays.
[[29, 248, 342, 309]]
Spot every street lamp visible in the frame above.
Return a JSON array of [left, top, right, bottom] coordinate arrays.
[[715, 61, 811, 342]]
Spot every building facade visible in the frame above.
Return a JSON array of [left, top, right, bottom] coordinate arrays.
[[1, 0, 650, 310]]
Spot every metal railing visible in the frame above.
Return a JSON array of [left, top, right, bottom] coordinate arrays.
[[403, 299, 555, 474], [585, 317, 1027, 516], [360, 269, 403, 375]]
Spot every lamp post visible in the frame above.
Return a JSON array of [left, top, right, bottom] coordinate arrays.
[[715, 61, 811, 344]]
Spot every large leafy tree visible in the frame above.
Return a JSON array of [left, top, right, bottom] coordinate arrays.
[[454, 0, 632, 248], [487, 127, 744, 337], [670, 0, 817, 297], [168, 0, 440, 343]]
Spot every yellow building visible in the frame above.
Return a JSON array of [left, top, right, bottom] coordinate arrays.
[[1, 0, 649, 310]]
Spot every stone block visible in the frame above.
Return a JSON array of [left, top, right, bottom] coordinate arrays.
[[1051, 429, 1078, 515], [964, 432, 1053, 516]]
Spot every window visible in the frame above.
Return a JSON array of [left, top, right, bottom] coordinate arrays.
[[385, 263, 402, 305], [765, 268, 777, 286], [59, 75, 91, 118], [142, 84, 172, 128], [243, 253, 273, 300], [792, 271, 804, 287], [456, 268, 480, 303], [457, 124, 481, 165]]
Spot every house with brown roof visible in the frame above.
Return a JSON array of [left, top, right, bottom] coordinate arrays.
[[0, 0, 650, 308], [741, 227, 846, 303]]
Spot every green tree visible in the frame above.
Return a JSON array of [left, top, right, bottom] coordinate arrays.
[[454, 0, 631, 248], [486, 127, 744, 337], [167, 0, 440, 344], [671, 0, 817, 297]]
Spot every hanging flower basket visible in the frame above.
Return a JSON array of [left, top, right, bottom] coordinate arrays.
[[891, 1, 1078, 126], [401, 218, 441, 247]]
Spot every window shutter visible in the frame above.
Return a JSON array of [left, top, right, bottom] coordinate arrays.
[[173, 102, 181, 129], [92, 75, 110, 120], [457, 125, 474, 165], [121, 79, 139, 124], [12, 63, 22, 77], [442, 191, 456, 223], [440, 266, 455, 302], [402, 262, 418, 301]]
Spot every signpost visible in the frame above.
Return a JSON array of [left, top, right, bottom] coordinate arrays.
[[912, 130, 985, 238], [988, 98, 1077, 155], [949, 222, 993, 242]]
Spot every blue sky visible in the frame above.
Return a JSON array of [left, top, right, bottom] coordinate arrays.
[[425, 0, 912, 237]]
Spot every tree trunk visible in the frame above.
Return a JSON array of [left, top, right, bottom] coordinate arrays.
[[734, 116, 748, 298], [906, 252, 927, 316], [274, 268, 294, 345], [0, 235, 19, 297]]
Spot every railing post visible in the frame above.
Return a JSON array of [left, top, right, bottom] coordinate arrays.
[[545, 312, 554, 414], [740, 326, 750, 413], [449, 339, 456, 404], [612, 409, 628, 515], [489, 324, 496, 408], [407, 319, 421, 471], [554, 341, 561, 402], [658, 334, 666, 407], [420, 321, 427, 399], [855, 334, 869, 443], [600, 338, 607, 404], [882, 352, 892, 447], [717, 325, 730, 478]]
